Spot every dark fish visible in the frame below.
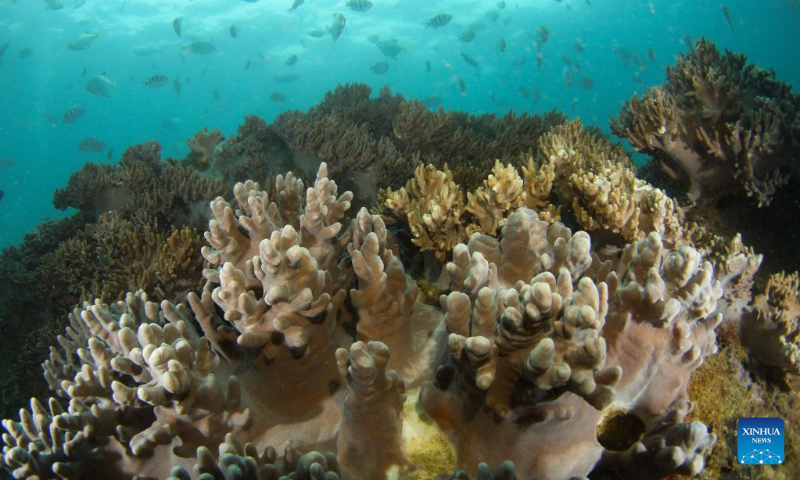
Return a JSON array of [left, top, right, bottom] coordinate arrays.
[[370, 61, 389, 74], [458, 30, 476, 43], [0, 41, 9, 59], [426, 60, 431, 72], [106, 149, 114, 160], [536, 53, 543, 69], [183, 42, 215, 54], [426, 14, 452, 28], [78, 138, 106, 152], [173, 17, 182, 38], [0, 190, 4, 202], [460, 52, 478, 67], [721, 5, 734, 30], [273, 73, 299, 83], [537, 26, 549, 43], [230, 25, 239, 38], [573, 39, 584, 54], [561, 54, 573, 65], [307, 29, 328, 38], [458, 78, 466, 96], [684, 33, 693, 49], [647, 47, 656, 63], [270, 92, 287, 102], [18, 48, 33, 58], [86, 74, 115, 97], [288, 0, 304, 11], [62, 106, 87, 123], [518, 87, 529, 98], [244, 59, 251, 70], [485, 10, 499, 22], [578, 76, 594, 90], [285, 54, 298, 65], [173, 76, 181, 96], [346, 0, 373, 11], [80, 66, 87, 76], [143, 74, 168, 87], [329, 13, 346, 43], [497, 38, 506, 52], [213, 90, 221, 101]]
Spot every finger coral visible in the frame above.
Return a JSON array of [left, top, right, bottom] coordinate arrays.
[[612, 38, 799, 207]]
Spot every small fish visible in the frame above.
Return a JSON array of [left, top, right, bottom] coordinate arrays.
[[68, 32, 99, 50], [721, 5, 734, 31], [536, 53, 543, 69], [243, 59, 251, 70], [534, 87, 541, 103], [0, 41, 9, 59], [44, 0, 63, 10], [563, 68, 573, 89], [427, 14, 453, 28], [143, 74, 168, 87], [346, 0, 373, 11], [173, 76, 181, 96], [497, 38, 506, 52], [106, 149, 114, 160], [561, 54, 573, 65], [270, 92, 287, 102], [684, 33, 693, 49], [73, 0, 86, 9], [374, 38, 404, 58], [497, 1, 506, 8], [183, 42, 216, 54], [288, 0, 304, 11], [518, 87, 529, 98], [329, 13, 347, 43], [213, 90, 221, 101], [80, 66, 87, 76], [285, 54, 298, 65], [86, 74, 115, 97], [423, 94, 441, 107], [458, 78, 466, 96], [62, 106, 87, 123], [0, 157, 13, 168], [537, 26, 549, 43], [173, 17, 182, 38], [426, 60, 431, 72], [307, 29, 328, 38], [133, 43, 168, 56], [573, 39, 584, 54], [460, 52, 478, 67], [230, 25, 239, 38], [18, 48, 32, 58], [458, 30, 476, 43], [370, 61, 389, 74], [0, 190, 4, 202], [78, 138, 106, 152], [485, 10, 499, 22], [647, 47, 656, 63], [273, 73, 299, 83], [578, 76, 594, 90]]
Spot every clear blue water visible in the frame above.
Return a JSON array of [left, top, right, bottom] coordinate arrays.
[[0, 0, 798, 248]]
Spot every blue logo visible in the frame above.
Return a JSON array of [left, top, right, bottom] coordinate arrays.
[[738, 417, 784, 465]]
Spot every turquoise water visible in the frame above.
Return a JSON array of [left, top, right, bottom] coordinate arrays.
[[0, 0, 797, 248]]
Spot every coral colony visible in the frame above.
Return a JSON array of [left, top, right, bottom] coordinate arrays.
[[1, 39, 799, 479]]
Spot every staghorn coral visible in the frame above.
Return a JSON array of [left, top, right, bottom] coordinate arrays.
[[612, 38, 800, 207]]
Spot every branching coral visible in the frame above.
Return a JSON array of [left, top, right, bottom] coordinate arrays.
[[612, 38, 799, 206]]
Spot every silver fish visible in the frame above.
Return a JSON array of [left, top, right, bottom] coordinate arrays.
[[133, 43, 168, 56], [62, 106, 87, 123], [68, 33, 98, 50], [329, 14, 346, 43], [85, 74, 115, 97], [173, 17, 182, 38], [427, 14, 452, 28], [461, 52, 478, 67], [307, 29, 328, 38], [288, 0, 304, 11], [273, 73, 299, 83], [285, 54, 298, 65], [143, 74, 168, 87], [346, 0, 373, 12], [373, 38, 403, 59]]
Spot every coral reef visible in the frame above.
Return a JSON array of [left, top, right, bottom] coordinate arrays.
[[3, 162, 734, 480], [612, 38, 800, 207]]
